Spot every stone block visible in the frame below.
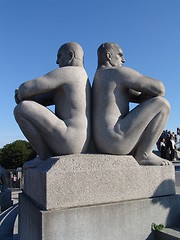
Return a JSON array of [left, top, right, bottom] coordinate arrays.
[[155, 227, 180, 240], [18, 193, 180, 240], [23, 154, 175, 210]]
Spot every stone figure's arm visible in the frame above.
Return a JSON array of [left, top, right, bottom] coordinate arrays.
[[16, 68, 75, 102], [120, 67, 165, 102], [128, 89, 155, 103], [128, 89, 143, 103], [30, 91, 55, 106], [15, 89, 54, 106]]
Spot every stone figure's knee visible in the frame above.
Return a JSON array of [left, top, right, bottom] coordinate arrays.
[[159, 97, 170, 113], [163, 98, 171, 113], [14, 104, 20, 118], [14, 101, 29, 118], [155, 96, 171, 114]]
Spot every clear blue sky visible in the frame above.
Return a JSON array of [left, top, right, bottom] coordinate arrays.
[[0, 0, 180, 148]]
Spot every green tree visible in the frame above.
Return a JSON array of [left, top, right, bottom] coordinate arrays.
[[0, 140, 37, 169]]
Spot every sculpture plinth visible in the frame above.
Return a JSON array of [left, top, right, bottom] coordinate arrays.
[[23, 154, 175, 210], [19, 154, 178, 240]]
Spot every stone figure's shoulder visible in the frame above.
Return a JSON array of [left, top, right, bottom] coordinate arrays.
[[94, 67, 110, 80], [44, 67, 88, 87], [96, 66, 125, 76], [54, 66, 88, 81], [96, 66, 142, 83], [93, 66, 140, 89], [94, 67, 123, 83], [57, 66, 87, 74], [117, 66, 142, 76]]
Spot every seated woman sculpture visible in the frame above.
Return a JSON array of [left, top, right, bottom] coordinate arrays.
[[14, 42, 91, 160]]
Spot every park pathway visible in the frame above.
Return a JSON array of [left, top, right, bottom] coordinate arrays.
[[0, 204, 18, 240]]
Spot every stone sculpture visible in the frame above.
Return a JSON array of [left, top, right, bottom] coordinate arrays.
[[0, 165, 13, 211], [92, 42, 171, 165], [14, 42, 91, 160], [0, 165, 7, 192]]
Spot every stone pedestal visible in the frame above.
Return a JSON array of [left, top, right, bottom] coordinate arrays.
[[19, 154, 177, 240], [19, 193, 180, 240]]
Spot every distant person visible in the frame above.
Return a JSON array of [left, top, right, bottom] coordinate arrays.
[[14, 42, 91, 160], [169, 134, 176, 161], [92, 42, 171, 165], [174, 134, 177, 144], [160, 138, 166, 159], [12, 174, 17, 188], [166, 132, 171, 157]]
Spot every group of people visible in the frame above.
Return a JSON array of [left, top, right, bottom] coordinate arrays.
[[14, 42, 171, 166], [157, 130, 178, 161]]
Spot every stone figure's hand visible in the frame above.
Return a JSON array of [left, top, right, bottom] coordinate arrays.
[[14, 89, 20, 104]]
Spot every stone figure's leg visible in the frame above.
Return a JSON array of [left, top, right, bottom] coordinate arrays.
[[115, 96, 170, 165], [14, 101, 67, 159]]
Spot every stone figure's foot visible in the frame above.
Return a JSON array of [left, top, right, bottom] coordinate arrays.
[[136, 153, 172, 166]]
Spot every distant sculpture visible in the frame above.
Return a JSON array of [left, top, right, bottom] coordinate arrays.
[[92, 42, 171, 165], [0, 165, 13, 211], [0, 165, 7, 192], [14, 42, 91, 160]]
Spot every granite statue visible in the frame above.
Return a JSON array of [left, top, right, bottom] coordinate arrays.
[[0, 165, 13, 211], [14, 42, 91, 160], [92, 42, 171, 165], [0, 165, 7, 192]]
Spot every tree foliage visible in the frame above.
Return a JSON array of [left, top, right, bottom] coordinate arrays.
[[0, 140, 37, 169]]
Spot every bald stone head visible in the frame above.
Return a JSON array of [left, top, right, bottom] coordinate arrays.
[[56, 42, 84, 67], [97, 42, 125, 68]]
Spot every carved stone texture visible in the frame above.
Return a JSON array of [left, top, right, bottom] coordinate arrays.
[[23, 154, 175, 210]]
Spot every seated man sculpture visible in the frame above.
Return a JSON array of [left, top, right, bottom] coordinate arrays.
[[92, 42, 171, 165], [14, 42, 91, 160]]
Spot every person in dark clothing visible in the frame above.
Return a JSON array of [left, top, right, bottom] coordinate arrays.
[[169, 135, 176, 161], [160, 138, 166, 159]]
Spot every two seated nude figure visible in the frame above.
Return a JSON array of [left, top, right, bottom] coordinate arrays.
[[14, 42, 171, 166]]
